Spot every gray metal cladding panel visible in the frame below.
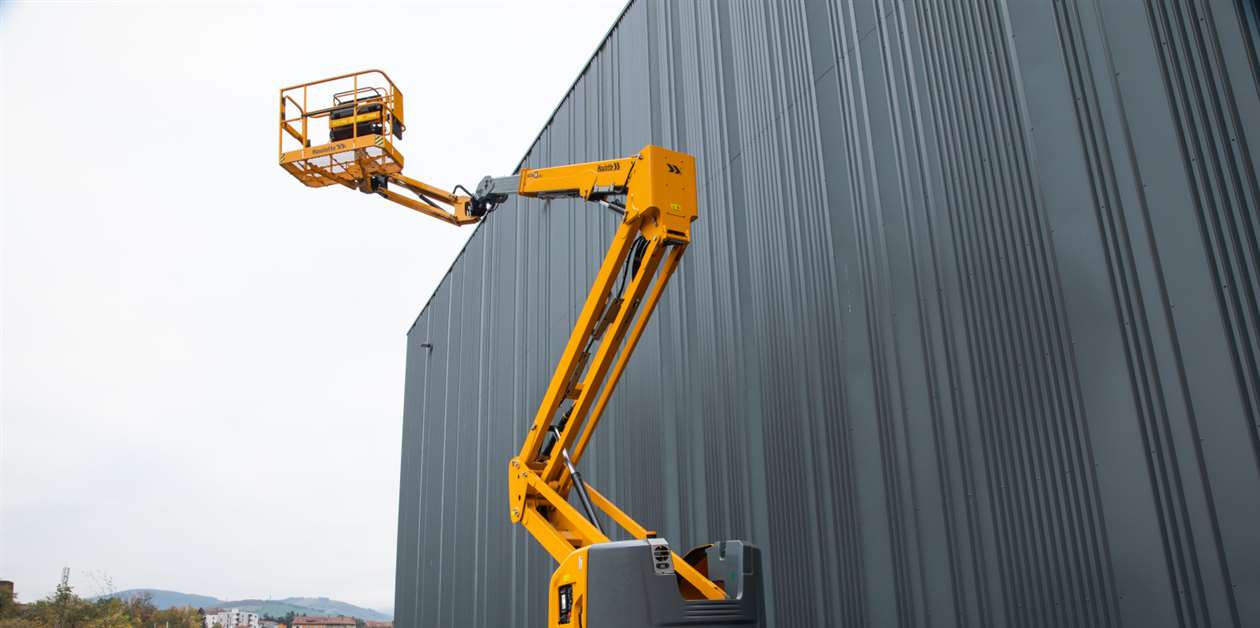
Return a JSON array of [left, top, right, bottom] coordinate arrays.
[[394, 1, 1260, 626]]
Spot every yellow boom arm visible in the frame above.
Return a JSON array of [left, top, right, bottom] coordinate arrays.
[[479, 147, 725, 601], [377, 145, 726, 600], [278, 74, 723, 599]]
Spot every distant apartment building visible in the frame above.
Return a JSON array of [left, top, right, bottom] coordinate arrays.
[[291, 616, 355, 628], [363, 622, 391, 628], [204, 608, 260, 628]]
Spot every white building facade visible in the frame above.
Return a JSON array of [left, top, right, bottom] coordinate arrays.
[[204, 608, 260, 628]]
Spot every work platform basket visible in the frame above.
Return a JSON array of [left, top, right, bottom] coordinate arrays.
[[278, 70, 406, 189]]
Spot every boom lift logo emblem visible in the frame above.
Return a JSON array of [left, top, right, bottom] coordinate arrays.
[[312, 142, 347, 156], [596, 162, 621, 172]]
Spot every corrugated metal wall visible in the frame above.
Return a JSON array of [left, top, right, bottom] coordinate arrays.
[[394, 1, 1260, 626]]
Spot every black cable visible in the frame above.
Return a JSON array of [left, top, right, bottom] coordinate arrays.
[[545, 236, 644, 450], [542, 236, 647, 460], [614, 237, 647, 299]]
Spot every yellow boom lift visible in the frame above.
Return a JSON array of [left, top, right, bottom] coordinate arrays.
[[279, 70, 764, 628]]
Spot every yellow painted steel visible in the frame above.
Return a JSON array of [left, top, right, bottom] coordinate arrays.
[[276, 70, 479, 223], [279, 72, 724, 624], [569, 245, 683, 469], [377, 173, 477, 225], [500, 145, 725, 610]]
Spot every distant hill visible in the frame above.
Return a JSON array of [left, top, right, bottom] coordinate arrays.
[[99, 590, 221, 610], [98, 589, 390, 621], [212, 598, 389, 621], [280, 597, 387, 620]]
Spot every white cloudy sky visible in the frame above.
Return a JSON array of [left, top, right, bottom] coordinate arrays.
[[1, 0, 627, 613]]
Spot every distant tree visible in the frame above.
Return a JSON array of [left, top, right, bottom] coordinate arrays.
[[0, 585, 18, 619], [88, 597, 132, 628], [0, 619, 40, 628], [21, 568, 96, 627], [51, 568, 80, 626], [0, 586, 31, 628], [152, 605, 202, 627], [83, 571, 116, 599], [1, 568, 206, 628], [122, 592, 157, 624]]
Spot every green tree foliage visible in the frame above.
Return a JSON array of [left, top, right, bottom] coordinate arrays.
[[0, 572, 201, 627], [0, 620, 44, 628], [0, 582, 39, 627], [0, 586, 19, 617]]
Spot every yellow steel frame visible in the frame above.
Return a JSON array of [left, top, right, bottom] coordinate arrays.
[[278, 70, 476, 225], [278, 70, 404, 183], [278, 74, 724, 606], [374, 173, 478, 225], [503, 146, 726, 602]]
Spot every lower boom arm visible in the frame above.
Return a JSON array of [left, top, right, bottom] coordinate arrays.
[[474, 147, 728, 602]]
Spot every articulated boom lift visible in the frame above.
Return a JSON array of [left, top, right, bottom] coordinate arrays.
[[280, 70, 764, 628]]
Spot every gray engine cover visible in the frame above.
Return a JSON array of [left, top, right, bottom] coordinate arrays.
[[582, 540, 765, 627]]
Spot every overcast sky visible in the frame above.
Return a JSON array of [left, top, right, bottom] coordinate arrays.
[[1, 0, 627, 613]]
